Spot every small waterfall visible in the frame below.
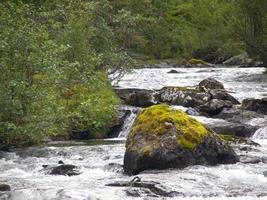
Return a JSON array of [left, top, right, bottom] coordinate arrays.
[[118, 107, 140, 138], [252, 126, 267, 139]]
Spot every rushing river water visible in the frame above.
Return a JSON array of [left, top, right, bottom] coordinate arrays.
[[1, 67, 267, 200]]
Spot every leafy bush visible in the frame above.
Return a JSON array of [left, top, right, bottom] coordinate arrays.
[[0, 1, 124, 149]]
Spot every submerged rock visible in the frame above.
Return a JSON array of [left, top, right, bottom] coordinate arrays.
[[0, 184, 11, 191], [50, 164, 80, 176], [106, 177, 179, 197], [167, 69, 180, 74], [123, 104, 239, 175]]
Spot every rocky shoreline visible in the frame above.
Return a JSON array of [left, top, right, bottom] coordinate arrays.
[[138, 54, 264, 69]]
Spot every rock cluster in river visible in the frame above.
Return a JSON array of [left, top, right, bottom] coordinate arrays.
[[123, 104, 239, 175], [114, 77, 263, 137]]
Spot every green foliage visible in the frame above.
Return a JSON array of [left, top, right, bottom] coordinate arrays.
[[108, 0, 266, 65], [233, 0, 267, 65], [0, 1, 124, 149]]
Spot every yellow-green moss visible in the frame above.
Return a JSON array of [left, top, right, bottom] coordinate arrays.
[[128, 104, 212, 153], [188, 58, 208, 65], [218, 134, 236, 142]]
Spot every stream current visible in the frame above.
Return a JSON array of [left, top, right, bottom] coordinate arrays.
[[1, 67, 267, 200]]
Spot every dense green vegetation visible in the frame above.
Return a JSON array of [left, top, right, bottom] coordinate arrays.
[[0, 1, 131, 149], [0, 0, 266, 149], [110, 0, 267, 64]]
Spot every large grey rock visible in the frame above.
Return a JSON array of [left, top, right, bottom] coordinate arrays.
[[215, 107, 264, 123], [114, 88, 157, 107], [158, 87, 210, 107], [207, 121, 259, 137], [123, 105, 238, 175]]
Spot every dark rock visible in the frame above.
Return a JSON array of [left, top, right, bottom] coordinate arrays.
[[209, 89, 240, 105], [57, 151, 68, 156], [199, 99, 233, 116], [107, 177, 180, 197], [242, 98, 267, 115], [0, 184, 11, 191], [192, 47, 232, 64], [207, 121, 258, 137], [199, 78, 225, 90], [214, 107, 264, 123], [69, 129, 90, 140], [104, 163, 123, 173], [114, 88, 157, 107], [123, 105, 238, 175], [167, 69, 180, 74], [58, 160, 64, 164], [50, 164, 80, 176]]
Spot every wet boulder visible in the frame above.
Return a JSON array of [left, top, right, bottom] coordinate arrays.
[[215, 107, 264, 123], [206, 120, 258, 137], [242, 98, 267, 115], [199, 99, 233, 116], [158, 87, 210, 107], [123, 104, 239, 175], [114, 88, 157, 107], [0, 184, 11, 191], [107, 177, 179, 197], [209, 89, 240, 105], [199, 78, 225, 90], [50, 164, 80, 176]]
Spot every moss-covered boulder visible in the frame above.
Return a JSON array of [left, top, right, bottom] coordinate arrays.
[[123, 104, 238, 175]]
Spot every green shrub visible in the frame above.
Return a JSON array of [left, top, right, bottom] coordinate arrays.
[[0, 1, 124, 149]]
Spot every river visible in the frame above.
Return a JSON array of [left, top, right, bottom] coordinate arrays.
[[1, 67, 267, 200]]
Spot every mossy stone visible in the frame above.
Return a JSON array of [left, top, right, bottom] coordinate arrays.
[[127, 104, 212, 154], [124, 104, 239, 175]]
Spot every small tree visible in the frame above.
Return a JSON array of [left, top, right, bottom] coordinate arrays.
[[234, 0, 267, 65]]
